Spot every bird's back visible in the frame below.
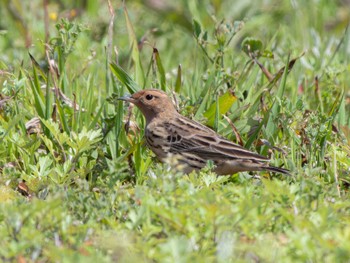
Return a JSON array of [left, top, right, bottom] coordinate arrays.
[[144, 113, 280, 174]]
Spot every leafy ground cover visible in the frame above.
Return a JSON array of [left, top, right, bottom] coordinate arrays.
[[0, 0, 349, 262]]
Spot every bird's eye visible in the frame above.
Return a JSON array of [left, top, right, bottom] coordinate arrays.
[[145, 94, 154, 100]]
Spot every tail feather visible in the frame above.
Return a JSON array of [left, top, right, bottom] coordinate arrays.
[[265, 166, 291, 175]]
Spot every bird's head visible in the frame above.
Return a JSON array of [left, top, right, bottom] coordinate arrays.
[[119, 89, 177, 123]]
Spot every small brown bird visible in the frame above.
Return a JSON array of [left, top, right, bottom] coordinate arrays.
[[119, 89, 289, 175]]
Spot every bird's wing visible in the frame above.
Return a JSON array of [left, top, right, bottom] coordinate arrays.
[[164, 116, 269, 162]]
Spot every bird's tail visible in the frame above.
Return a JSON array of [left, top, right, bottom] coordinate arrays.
[[265, 166, 291, 175]]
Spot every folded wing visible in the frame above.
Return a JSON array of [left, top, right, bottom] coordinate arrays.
[[164, 116, 269, 163]]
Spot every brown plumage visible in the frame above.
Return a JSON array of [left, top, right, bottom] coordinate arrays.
[[119, 89, 289, 175]]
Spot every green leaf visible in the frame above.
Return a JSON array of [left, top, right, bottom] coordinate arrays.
[[29, 156, 53, 178], [241, 37, 263, 56], [28, 63, 45, 119], [153, 48, 166, 91], [109, 63, 139, 94], [203, 90, 237, 127], [67, 128, 102, 155], [40, 118, 70, 146], [0, 114, 25, 143], [261, 49, 274, 59], [193, 19, 202, 38], [56, 99, 70, 135], [29, 53, 47, 82]]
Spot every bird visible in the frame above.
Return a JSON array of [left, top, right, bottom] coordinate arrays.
[[119, 89, 289, 175]]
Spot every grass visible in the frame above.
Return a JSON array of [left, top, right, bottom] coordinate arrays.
[[0, 0, 349, 262]]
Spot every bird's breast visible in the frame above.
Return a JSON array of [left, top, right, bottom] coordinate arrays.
[[145, 124, 170, 160]]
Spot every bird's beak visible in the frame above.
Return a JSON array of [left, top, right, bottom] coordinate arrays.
[[118, 95, 134, 103]]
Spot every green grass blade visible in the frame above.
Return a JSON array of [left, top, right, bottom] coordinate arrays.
[[56, 99, 70, 135], [194, 68, 217, 118], [45, 74, 51, 120], [153, 48, 166, 91], [214, 95, 220, 131], [110, 63, 140, 94], [265, 54, 291, 140], [123, 5, 145, 86], [28, 74, 45, 119], [319, 91, 345, 159], [28, 53, 47, 82], [175, 65, 182, 93], [89, 104, 104, 129]]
